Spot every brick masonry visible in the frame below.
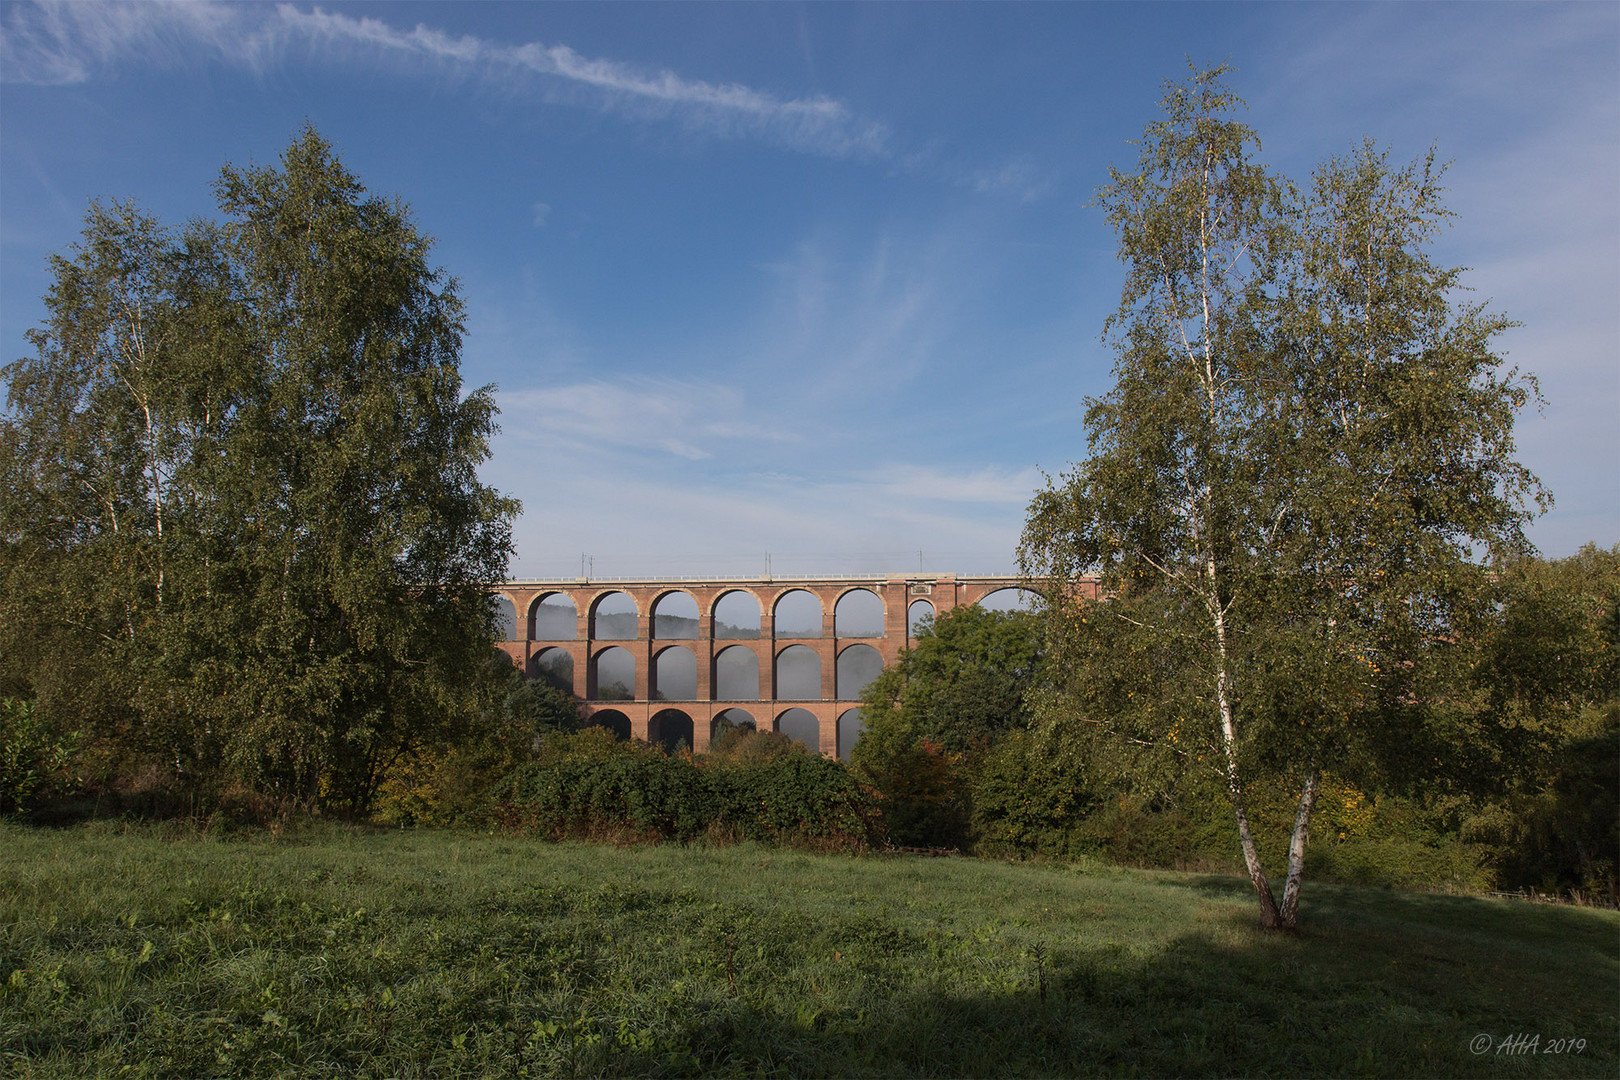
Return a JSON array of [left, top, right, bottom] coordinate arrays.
[[491, 573, 1098, 757]]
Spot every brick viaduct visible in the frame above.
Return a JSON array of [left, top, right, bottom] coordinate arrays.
[[491, 573, 1099, 759]]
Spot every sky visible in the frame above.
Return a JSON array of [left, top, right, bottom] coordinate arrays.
[[3, 1, 1615, 580]]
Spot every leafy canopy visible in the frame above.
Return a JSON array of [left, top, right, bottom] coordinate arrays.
[[1021, 64, 1546, 929], [0, 128, 518, 812]]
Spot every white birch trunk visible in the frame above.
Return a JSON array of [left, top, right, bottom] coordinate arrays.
[[1278, 770, 1319, 929]]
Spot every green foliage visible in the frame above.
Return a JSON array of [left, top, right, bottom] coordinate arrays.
[[1021, 64, 1546, 928], [0, 699, 78, 814], [1490, 704, 1620, 900], [0, 128, 517, 813], [705, 724, 806, 767], [372, 656, 584, 828], [3, 823, 1616, 1078], [485, 730, 883, 851], [501, 677, 587, 739], [969, 730, 1095, 857], [858, 605, 1044, 754], [851, 605, 1044, 848]]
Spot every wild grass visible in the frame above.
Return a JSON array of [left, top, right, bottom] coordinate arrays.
[[1, 820, 1613, 1077]]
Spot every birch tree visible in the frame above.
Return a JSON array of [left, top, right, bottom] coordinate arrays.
[[1020, 65, 1545, 930], [1, 129, 518, 811]]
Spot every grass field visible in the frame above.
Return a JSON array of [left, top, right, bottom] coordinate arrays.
[[1, 821, 1614, 1078]]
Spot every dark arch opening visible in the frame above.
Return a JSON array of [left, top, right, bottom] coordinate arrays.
[[590, 709, 631, 741], [492, 595, 518, 642], [977, 587, 1041, 613], [711, 707, 756, 743], [592, 592, 638, 640], [649, 709, 695, 754], [907, 599, 935, 640], [592, 646, 635, 700], [530, 647, 574, 693], [775, 707, 821, 753], [836, 643, 883, 700], [773, 590, 822, 638], [837, 708, 865, 762], [774, 644, 821, 700]]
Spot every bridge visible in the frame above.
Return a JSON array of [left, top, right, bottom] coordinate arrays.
[[491, 573, 1098, 758]]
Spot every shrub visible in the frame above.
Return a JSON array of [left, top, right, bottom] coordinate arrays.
[[970, 730, 1094, 857], [1491, 706, 1620, 900], [484, 729, 883, 851], [374, 661, 588, 826], [1, 697, 78, 814], [710, 751, 885, 850]]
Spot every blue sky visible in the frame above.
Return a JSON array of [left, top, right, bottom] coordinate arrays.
[[3, 1, 1615, 579]]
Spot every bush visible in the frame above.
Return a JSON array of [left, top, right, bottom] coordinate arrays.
[[374, 658, 587, 826], [969, 730, 1094, 857], [1491, 706, 1620, 900], [1, 697, 78, 814], [710, 750, 885, 850], [853, 738, 970, 849], [484, 729, 883, 851]]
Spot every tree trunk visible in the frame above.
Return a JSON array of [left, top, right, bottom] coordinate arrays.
[[1278, 770, 1319, 930], [1227, 778, 1283, 929], [1208, 578, 1283, 930], [1211, 553, 1283, 932]]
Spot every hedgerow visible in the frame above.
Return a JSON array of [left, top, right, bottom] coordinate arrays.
[[482, 728, 884, 851]]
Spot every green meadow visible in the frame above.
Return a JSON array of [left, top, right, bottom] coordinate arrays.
[[2, 822, 1613, 1078]]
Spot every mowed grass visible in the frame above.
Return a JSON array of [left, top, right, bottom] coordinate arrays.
[[1, 822, 1614, 1078]]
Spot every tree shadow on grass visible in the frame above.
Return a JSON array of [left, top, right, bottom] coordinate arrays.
[[642, 924, 1615, 1079]]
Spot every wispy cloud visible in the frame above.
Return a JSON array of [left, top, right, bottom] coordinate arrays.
[[967, 156, 1056, 203], [498, 378, 794, 462], [867, 464, 1042, 505], [741, 230, 953, 404], [0, 0, 272, 83], [492, 456, 1031, 580], [1, 1, 889, 159]]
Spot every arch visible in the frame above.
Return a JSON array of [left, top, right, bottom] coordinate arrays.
[[590, 709, 631, 741], [714, 645, 760, 700], [591, 591, 638, 640], [773, 590, 822, 638], [775, 707, 821, 753], [530, 647, 574, 693], [592, 646, 636, 700], [834, 588, 884, 638], [713, 590, 761, 639], [711, 707, 756, 742], [530, 592, 578, 640], [837, 708, 866, 762], [774, 644, 821, 700], [836, 643, 883, 700], [652, 591, 699, 639], [653, 645, 697, 701], [976, 587, 1041, 613], [649, 709, 695, 753], [492, 594, 518, 642], [907, 599, 935, 640]]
